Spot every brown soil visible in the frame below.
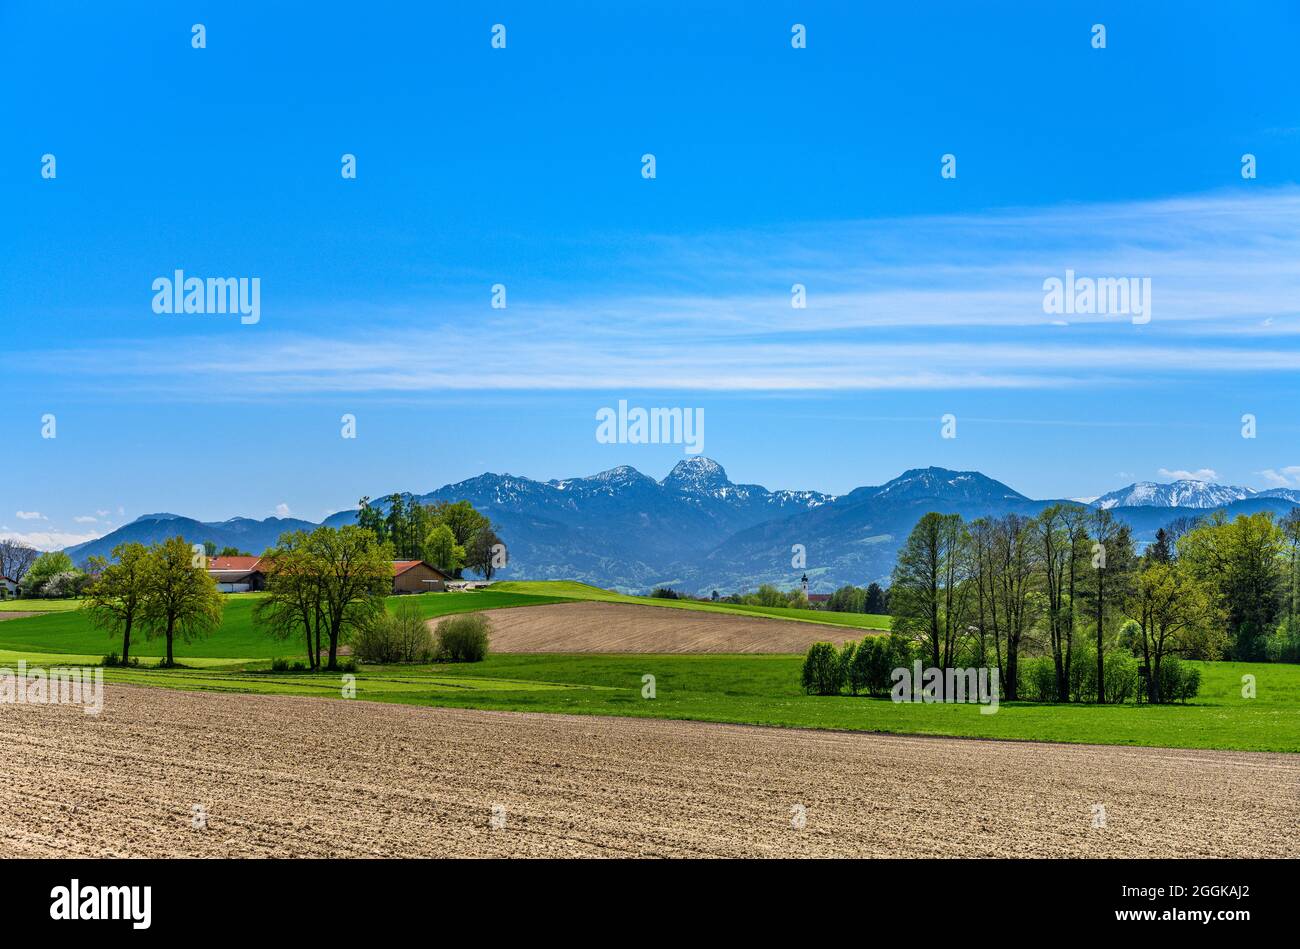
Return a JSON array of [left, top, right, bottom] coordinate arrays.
[[464, 601, 866, 653], [0, 612, 41, 622], [2, 685, 1295, 858]]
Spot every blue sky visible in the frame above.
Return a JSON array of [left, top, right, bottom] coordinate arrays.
[[3, 1, 1300, 548]]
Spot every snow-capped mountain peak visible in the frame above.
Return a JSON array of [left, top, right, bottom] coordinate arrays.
[[661, 456, 731, 494], [1094, 480, 1257, 510]]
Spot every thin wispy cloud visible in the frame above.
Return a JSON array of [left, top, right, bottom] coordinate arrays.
[[13, 189, 1300, 397], [0, 527, 104, 552], [1260, 466, 1300, 487], [1158, 468, 1218, 482]]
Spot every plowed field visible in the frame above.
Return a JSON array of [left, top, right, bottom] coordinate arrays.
[[2, 685, 1295, 858], [467, 601, 863, 653]]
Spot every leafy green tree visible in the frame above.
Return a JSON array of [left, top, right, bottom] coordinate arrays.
[[216, 546, 252, 558], [800, 642, 843, 695], [422, 523, 465, 576], [427, 501, 492, 576], [1129, 559, 1222, 703], [303, 525, 392, 670], [357, 496, 387, 544], [384, 494, 408, 556], [25, 551, 77, 596], [141, 537, 224, 666], [256, 531, 327, 668], [826, 585, 865, 613], [1280, 508, 1300, 634], [84, 543, 151, 663], [1080, 508, 1137, 703], [748, 583, 787, 608], [967, 514, 1039, 701], [1178, 512, 1285, 660], [838, 640, 859, 693], [864, 582, 887, 614], [890, 512, 972, 692]]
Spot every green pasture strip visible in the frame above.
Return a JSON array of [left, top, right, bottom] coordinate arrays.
[[0, 589, 566, 659], [30, 651, 1298, 754], [492, 580, 891, 630]]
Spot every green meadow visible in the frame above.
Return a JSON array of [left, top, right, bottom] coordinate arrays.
[[0, 598, 83, 612], [0, 589, 564, 659], [2, 582, 1296, 753], [492, 580, 892, 630]]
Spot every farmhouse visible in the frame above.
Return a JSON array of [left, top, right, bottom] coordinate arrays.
[[0, 576, 22, 599], [206, 556, 267, 593], [392, 560, 451, 594], [204, 556, 450, 594]]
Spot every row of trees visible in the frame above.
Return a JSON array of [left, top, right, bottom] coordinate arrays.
[[356, 496, 504, 579], [85, 537, 224, 666], [822, 582, 889, 615], [801, 632, 1201, 704], [3, 539, 260, 601], [890, 505, 1300, 704]]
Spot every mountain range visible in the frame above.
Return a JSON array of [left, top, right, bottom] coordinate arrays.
[[64, 459, 1300, 594]]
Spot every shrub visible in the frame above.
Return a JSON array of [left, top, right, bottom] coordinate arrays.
[[1266, 618, 1300, 663], [839, 640, 860, 693], [649, 586, 679, 599], [1102, 650, 1139, 703], [43, 570, 85, 599], [351, 600, 436, 664], [338, 657, 358, 673], [271, 657, 290, 672], [435, 612, 491, 662], [1019, 657, 1057, 703], [846, 639, 871, 695], [350, 614, 401, 663], [1117, 619, 1143, 656], [1155, 656, 1201, 704], [1070, 644, 1096, 703], [101, 653, 139, 668], [801, 642, 844, 695], [847, 635, 908, 697]]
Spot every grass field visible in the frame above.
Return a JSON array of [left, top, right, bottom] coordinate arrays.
[[0, 599, 83, 613], [3, 581, 1296, 753], [493, 580, 891, 630], [3, 645, 1293, 752], [0, 589, 566, 659]]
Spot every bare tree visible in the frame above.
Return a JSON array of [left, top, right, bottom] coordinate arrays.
[[0, 540, 39, 587]]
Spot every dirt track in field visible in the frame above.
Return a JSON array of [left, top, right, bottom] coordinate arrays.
[[2, 684, 1296, 858], [0, 612, 41, 622], [467, 601, 869, 653]]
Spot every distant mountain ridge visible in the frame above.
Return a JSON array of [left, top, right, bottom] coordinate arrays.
[[1095, 479, 1300, 510], [64, 462, 1300, 594]]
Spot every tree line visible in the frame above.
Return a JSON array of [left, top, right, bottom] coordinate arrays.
[[357, 495, 504, 579], [882, 504, 1300, 705]]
